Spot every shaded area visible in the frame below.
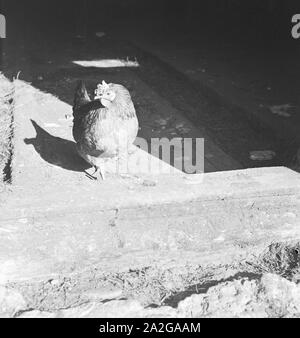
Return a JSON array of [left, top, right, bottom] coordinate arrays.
[[162, 272, 263, 308], [24, 120, 89, 172]]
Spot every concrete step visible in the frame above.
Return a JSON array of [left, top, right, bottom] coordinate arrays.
[[1, 164, 300, 283]]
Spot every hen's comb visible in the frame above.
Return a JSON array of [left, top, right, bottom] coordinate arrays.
[[95, 80, 110, 98]]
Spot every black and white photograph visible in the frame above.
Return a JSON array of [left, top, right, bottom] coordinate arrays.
[[1, 0, 300, 323]]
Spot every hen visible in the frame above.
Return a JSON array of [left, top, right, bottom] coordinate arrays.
[[73, 81, 139, 180]]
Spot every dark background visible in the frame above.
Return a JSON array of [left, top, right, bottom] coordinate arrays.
[[0, 0, 299, 43]]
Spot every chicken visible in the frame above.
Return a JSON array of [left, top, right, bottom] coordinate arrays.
[[72, 80, 139, 180]]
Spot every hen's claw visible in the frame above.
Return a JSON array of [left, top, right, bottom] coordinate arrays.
[[85, 165, 106, 181], [85, 166, 98, 180]]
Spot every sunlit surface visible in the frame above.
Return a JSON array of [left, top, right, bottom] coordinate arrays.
[[73, 59, 139, 68]]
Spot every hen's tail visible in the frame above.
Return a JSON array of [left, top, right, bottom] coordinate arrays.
[[73, 80, 91, 111]]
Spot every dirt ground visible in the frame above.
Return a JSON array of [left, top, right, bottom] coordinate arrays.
[[1, 241, 300, 318]]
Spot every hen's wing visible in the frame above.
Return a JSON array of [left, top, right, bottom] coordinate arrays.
[[73, 81, 106, 142]]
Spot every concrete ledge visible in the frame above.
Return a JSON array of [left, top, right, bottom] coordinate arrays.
[[1, 166, 300, 283]]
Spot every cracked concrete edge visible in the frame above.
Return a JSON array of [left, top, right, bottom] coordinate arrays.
[[0, 166, 300, 284], [2, 166, 300, 218]]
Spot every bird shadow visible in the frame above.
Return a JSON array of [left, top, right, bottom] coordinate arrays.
[[24, 119, 90, 172]]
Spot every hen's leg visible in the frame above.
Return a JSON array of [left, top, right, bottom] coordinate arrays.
[[98, 163, 106, 181], [118, 151, 138, 180]]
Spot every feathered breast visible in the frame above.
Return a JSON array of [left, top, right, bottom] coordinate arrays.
[[73, 88, 138, 160]]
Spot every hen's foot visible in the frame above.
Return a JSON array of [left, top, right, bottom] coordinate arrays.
[[85, 165, 106, 181], [85, 167, 99, 180]]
